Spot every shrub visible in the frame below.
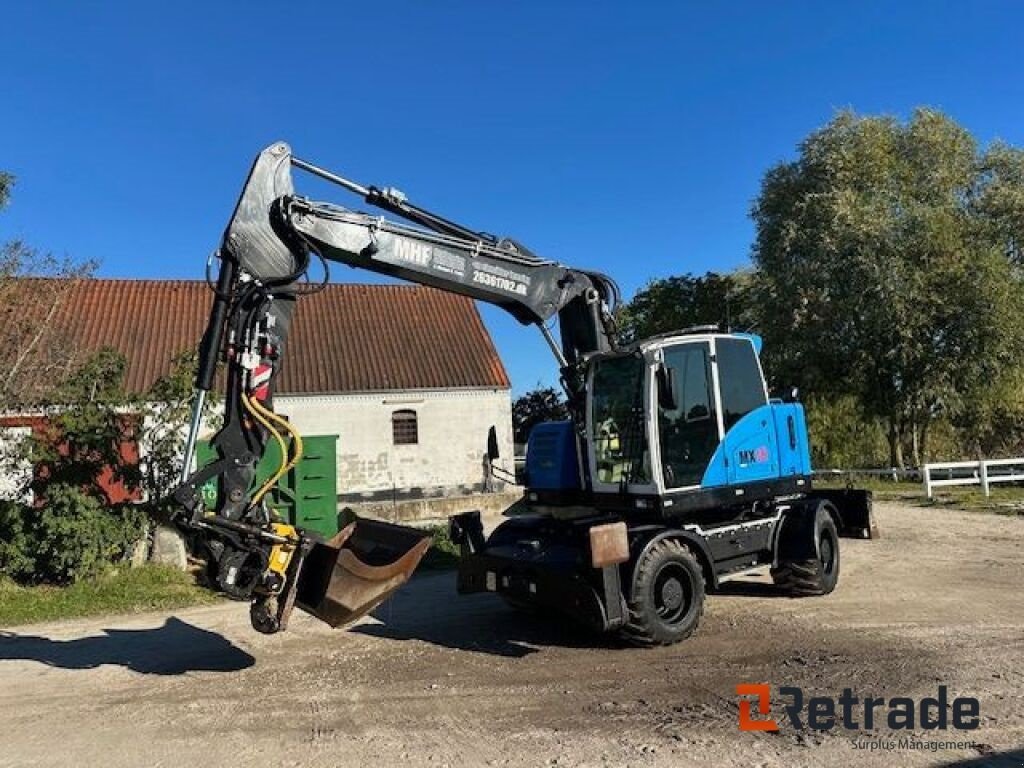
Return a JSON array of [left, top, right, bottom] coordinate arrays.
[[0, 485, 145, 585], [804, 394, 888, 469], [0, 499, 34, 580]]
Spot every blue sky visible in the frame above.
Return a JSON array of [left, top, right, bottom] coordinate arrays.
[[1, 2, 1022, 394]]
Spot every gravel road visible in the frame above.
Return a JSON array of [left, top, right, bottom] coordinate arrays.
[[1, 501, 1022, 768]]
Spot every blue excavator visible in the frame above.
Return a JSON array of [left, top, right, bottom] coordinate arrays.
[[172, 143, 875, 644]]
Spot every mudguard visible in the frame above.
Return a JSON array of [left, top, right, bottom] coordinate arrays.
[[811, 489, 878, 539], [774, 500, 828, 563]]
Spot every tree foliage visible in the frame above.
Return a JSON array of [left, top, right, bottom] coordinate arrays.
[[27, 348, 141, 504], [2, 349, 146, 583], [752, 109, 1024, 466], [512, 386, 569, 444], [0, 345, 219, 583], [617, 271, 755, 343]]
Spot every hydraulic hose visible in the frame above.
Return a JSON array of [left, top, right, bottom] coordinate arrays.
[[243, 394, 289, 505], [246, 394, 305, 503]]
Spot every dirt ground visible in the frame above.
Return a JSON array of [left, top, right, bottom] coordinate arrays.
[[1, 501, 1022, 768]]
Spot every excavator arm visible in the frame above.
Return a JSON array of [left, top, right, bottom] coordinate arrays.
[[171, 142, 619, 633]]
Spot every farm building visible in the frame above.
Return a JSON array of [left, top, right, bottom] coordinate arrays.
[[0, 278, 515, 514]]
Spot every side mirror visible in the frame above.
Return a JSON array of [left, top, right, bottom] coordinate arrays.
[[487, 425, 500, 461], [784, 386, 800, 404], [656, 364, 678, 411]]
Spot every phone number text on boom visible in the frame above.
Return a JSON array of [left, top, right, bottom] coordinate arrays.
[[472, 270, 528, 296]]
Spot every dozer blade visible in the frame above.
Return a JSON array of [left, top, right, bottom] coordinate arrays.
[[293, 518, 432, 628]]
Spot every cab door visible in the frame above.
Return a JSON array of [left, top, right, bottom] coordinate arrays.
[[715, 337, 779, 485], [654, 341, 722, 490]]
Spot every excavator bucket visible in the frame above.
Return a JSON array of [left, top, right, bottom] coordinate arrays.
[[294, 518, 432, 628]]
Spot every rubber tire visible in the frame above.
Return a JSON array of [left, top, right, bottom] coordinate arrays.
[[622, 538, 705, 646], [771, 506, 840, 596]]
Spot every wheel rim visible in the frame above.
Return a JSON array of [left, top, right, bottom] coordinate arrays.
[[819, 531, 836, 575], [652, 562, 694, 626]]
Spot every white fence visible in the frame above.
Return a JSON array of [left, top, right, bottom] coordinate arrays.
[[923, 458, 1024, 498], [815, 468, 920, 482]]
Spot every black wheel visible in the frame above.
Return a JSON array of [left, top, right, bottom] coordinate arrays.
[[622, 538, 705, 646], [250, 596, 281, 634], [771, 504, 840, 596]]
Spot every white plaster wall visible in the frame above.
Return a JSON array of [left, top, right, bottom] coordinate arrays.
[[275, 388, 514, 498], [0, 426, 31, 501]]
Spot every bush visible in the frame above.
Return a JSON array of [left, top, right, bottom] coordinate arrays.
[[0, 499, 34, 580], [804, 394, 888, 469], [0, 485, 145, 585]]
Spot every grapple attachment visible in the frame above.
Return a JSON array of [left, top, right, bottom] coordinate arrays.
[[294, 518, 432, 627]]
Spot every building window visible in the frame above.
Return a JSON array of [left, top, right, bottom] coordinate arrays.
[[392, 409, 418, 445]]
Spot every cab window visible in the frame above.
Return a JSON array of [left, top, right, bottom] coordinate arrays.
[[591, 354, 649, 485], [716, 337, 767, 430], [657, 342, 718, 488]]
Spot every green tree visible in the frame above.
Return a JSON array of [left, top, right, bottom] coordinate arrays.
[[512, 385, 569, 444], [974, 142, 1024, 263], [28, 348, 141, 504], [617, 271, 754, 343], [3, 349, 146, 583], [803, 394, 888, 469], [752, 109, 1024, 467]]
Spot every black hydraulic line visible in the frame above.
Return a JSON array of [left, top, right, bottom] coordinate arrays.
[[292, 155, 495, 244], [196, 252, 237, 391]]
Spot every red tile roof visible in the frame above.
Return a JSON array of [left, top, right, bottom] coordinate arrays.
[[7, 278, 510, 395]]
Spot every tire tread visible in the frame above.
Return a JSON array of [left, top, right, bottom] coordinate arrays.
[[622, 539, 705, 646]]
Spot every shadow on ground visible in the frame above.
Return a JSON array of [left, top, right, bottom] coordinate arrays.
[[353, 571, 624, 658], [712, 579, 791, 598], [0, 616, 254, 675]]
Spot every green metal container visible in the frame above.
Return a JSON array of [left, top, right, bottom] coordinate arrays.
[[196, 434, 339, 538]]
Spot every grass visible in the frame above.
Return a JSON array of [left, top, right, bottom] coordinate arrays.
[[0, 524, 462, 628], [418, 524, 461, 570], [0, 565, 221, 629], [816, 477, 1024, 516]]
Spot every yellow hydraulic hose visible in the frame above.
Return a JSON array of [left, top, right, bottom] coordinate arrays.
[[246, 394, 305, 500], [252, 396, 304, 474], [242, 394, 289, 505]]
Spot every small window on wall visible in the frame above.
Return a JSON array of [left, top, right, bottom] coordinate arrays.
[[392, 409, 418, 445]]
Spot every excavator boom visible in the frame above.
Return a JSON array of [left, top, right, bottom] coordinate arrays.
[[171, 142, 619, 633]]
